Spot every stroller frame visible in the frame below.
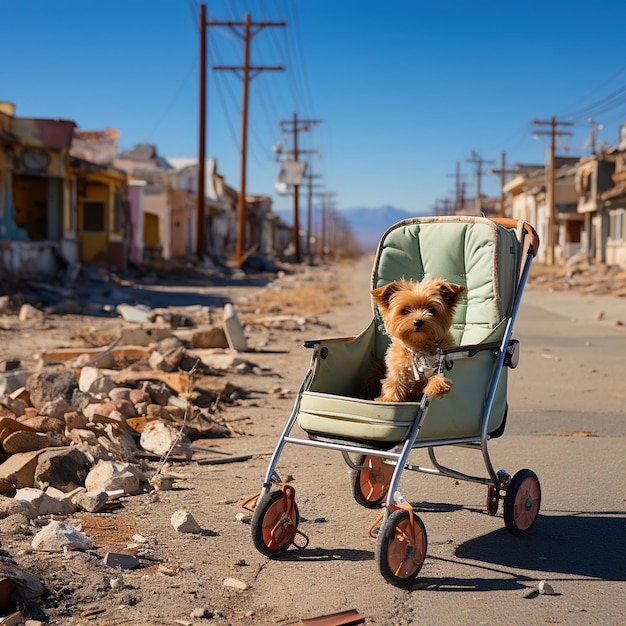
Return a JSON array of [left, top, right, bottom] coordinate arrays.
[[246, 216, 541, 587]]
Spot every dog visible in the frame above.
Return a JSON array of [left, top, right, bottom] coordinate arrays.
[[369, 277, 465, 402]]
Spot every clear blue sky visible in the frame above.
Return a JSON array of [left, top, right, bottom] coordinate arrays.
[[3, 1, 626, 214]]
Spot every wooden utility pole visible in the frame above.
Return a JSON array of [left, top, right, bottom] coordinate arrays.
[[196, 3, 207, 261], [488, 151, 518, 218], [316, 191, 335, 261], [279, 113, 322, 262], [207, 11, 285, 265], [532, 116, 574, 265], [465, 150, 495, 215], [304, 165, 323, 264], [447, 161, 467, 214]]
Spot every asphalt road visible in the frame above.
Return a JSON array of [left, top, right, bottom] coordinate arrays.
[[241, 256, 626, 625]]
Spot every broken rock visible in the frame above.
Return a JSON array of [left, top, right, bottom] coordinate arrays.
[[3, 430, 69, 455], [18, 304, 44, 323], [26, 369, 77, 412], [171, 510, 201, 534], [78, 367, 116, 396], [84, 459, 140, 494], [0, 495, 36, 520], [31, 520, 94, 552], [103, 552, 140, 570], [0, 450, 42, 489], [14, 487, 75, 516], [34, 447, 91, 492], [72, 490, 108, 513], [139, 420, 191, 459]]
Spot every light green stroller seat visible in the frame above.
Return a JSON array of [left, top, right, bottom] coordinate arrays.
[[297, 215, 523, 446]]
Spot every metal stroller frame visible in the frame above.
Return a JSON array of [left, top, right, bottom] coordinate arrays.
[[244, 216, 541, 587]]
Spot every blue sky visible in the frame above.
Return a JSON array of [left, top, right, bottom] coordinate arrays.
[[3, 1, 626, 214]]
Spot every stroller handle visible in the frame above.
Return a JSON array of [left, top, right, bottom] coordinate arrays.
[[490, 218, 540, 257]]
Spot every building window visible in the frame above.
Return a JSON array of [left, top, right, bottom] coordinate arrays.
[[608, 209, 625, 243], [83, 201, 105, 232]]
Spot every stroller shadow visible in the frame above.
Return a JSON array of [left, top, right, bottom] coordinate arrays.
[[455, 512, 626, 581], [278, 547, 373, 563]]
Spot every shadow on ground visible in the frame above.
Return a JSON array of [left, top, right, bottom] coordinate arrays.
[[455, 512, 626, 581]]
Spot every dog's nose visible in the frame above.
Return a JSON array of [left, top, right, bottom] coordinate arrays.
[[413, 319, 423, 330]]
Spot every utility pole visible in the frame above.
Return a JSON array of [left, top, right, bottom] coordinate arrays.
[[488, 151, 518, 218], [316, 191, 335, 261], [279, 113, 322, 262], [532, 116, 574, 265], [304, 165, 323, 264], [447, 161, 467, 214], [465, 150, 495, 215], [586, 117, 604, 154], [196, 3, 207, 262], [207, 11, 285, 265]]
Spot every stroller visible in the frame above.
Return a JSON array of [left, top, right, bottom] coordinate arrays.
[[243, 215, 541, 587]]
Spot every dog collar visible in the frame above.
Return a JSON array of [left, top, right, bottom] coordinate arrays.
[[403, 347, 440, 380]]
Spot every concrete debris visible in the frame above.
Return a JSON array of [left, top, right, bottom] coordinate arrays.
[[0, 563, 44, 600], [0, 299, 259, 512], [18, 305, 44, 324], [150, 473, 176, 491], [171, 509, 201, 534], [84, 460, 141, 494], [140, 420, 191, 459], [223, 303, 249, 351], [31, 520, 94, 552], [71, 489, 108, 512], [223, 577, 248, 590], [538, 580, 556, 595], [14, 487, 75, 516], [190, 607, 215, 619], [103, 551, 140, 570], [0, 285, 281, 620]]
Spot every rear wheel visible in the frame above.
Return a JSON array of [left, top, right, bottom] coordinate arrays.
[[351, 454, 394, 508], [375, 508, 427, 587], [486, 484, 499, 516], [503, 469, 541, 535], [251, 489, 300, 557]]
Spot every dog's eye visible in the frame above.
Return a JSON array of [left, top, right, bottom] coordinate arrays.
[[401, 307, 412, 315], [426, 306, 436, 315]]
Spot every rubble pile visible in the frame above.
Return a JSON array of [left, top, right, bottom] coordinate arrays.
[[528, 256, 626, 296], [0, 302, 261, 521]]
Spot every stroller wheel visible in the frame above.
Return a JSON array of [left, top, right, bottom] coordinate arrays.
[[251, 489, 300, 557], [503, 469, 541, 535], [351, 455, 393, 508], [486, 485, 499, 516], [375, 509, 427, 587]]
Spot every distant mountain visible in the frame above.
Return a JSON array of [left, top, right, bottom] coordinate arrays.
[[273, 205, 428, 252], [274, 205, 428, 252], [340, 205, 427, 251]]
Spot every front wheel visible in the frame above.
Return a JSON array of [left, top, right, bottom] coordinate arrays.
[[503, 469, 541, 535], [251, 489, 300, 557], [375, 508, 427, 587]]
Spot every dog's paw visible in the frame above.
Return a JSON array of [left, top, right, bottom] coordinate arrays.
[[375, 393, 398, 403], [424, 374, 453, 398]]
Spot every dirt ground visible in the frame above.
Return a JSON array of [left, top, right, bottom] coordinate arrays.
[[0, 256, 624, 625]]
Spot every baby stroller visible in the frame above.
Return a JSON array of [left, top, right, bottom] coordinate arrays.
[[243, 215, 541, 587]]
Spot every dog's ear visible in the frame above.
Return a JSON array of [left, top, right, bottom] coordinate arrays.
[[440, 282, 465, 309], [371, 281, 402, 311]]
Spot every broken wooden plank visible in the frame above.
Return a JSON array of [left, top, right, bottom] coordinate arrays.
[[113, 370, 192, 395], [196, 454, 252, 466], [299, 609, 365, 626]]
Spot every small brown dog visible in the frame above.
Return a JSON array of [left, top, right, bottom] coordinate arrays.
[[371, 277, 465, 402]]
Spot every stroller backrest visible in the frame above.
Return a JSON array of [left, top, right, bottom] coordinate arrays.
[[371, 216, 522, 347]]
